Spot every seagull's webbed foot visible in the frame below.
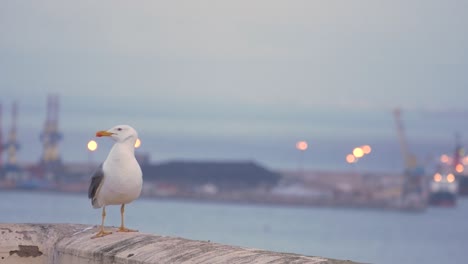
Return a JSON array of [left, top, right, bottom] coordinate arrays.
[[91, 207, 112, 239], [91, 229, 112, 239], [117, 226, 138, 232], [118, 204, 138, 232]]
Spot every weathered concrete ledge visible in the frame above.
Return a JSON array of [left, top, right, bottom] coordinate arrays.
[[0, 223, 359, 264]]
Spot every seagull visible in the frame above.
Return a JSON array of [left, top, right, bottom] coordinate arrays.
[[88, 125, 143, 239]]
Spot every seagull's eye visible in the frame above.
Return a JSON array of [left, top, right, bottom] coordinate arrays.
[[117, 128, 122, 131]]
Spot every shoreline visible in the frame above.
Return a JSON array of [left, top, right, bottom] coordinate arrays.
[[0, 187, 424, 213]]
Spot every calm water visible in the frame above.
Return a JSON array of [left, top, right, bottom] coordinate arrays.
[[1, 190, 467, 264]]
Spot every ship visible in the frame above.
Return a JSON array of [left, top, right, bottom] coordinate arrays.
[[428, 172, 458, 207]]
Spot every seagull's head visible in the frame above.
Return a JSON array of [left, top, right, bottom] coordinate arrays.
[[96, 125, 138, 145]]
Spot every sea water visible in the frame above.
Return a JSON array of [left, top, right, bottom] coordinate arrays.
[[1, 190, 467, 264]]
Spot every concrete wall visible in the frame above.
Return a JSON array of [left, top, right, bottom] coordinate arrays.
[[0, 223, 359, 264]]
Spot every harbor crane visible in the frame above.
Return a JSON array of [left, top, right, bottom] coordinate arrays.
[[393, 108, 427, 210], [0, 102, 3, 171], [39, 94, 63, 179]]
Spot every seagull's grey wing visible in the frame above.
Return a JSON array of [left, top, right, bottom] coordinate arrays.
[[88, 164, 104, 207]]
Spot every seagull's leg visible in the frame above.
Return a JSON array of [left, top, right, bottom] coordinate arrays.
[[117, 204, 138, 232], [91, 206, 112, 238]]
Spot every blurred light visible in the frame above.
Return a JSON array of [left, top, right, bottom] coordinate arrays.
[[463, 156, 468, 165], [87, 140, 98, 152], [434, 173, 442, 182], [362, 145, 372, 154], [440, 154, 450, 164], [135, 138, 141, 148], [353, 147, 364, 158], [447, 173, 456, 183], [296, 141, 308, 151], [456, 164, 464, 173], [346, 154, 356, 164]]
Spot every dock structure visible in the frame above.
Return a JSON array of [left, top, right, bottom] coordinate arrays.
[[0, 223, 359, 264]]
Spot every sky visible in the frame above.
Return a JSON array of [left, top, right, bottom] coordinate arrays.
[[1, 1, 468, 172]]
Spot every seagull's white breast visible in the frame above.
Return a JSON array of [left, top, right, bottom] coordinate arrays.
[[97, 143, 143, 206]]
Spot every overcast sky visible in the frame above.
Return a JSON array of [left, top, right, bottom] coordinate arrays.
[[1, 1, 468, 171]]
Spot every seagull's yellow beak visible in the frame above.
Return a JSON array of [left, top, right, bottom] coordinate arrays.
[[96, 130, 114, 137]]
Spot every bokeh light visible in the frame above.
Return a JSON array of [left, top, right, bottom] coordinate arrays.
[[346, 154, 356, 164], [135, 138, 141, 148], [362, 145, 372, 154], [296, 141, 308, 151], [353, 147, 364, 158], [447, 173, 456, 183], [87, 140, 98, 152], [440, 154, 450, 164]]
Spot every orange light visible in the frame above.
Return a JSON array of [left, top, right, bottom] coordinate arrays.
[[447, 173, 456, 183], [87, 140, 98, 152], [440, 154, 450, 164], [456, 164, 464, 173], [434, 173, 442, 182], [346, 154, 356, 164], [463, 156, 468, 165], [135, 138, 141, 148], [362, 145, 372, 154], [296, 141, 308, 151], [353, 147, 364, 158]]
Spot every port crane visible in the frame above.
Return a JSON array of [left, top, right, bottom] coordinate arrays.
[[3, 101, 21, 181], [393, 108, 427, 209], [39, 94, 63, 180], [0, 102, 3, 171]]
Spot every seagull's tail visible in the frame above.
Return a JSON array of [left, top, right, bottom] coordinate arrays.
[[92, 198, 102, 209]]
